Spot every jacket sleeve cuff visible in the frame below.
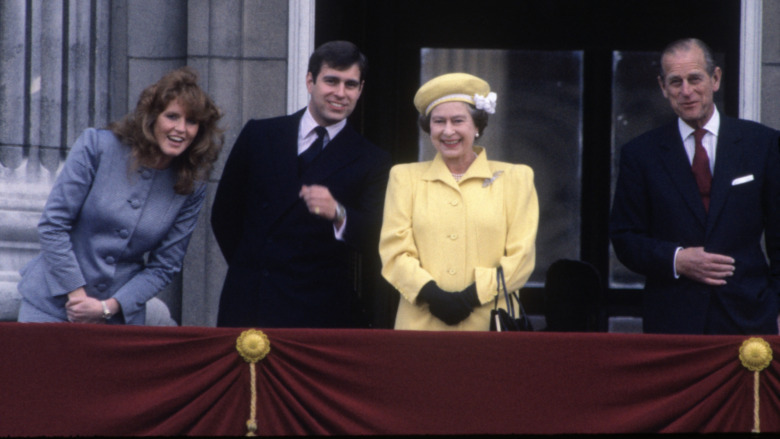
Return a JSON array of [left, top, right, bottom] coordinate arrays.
[[474, 266, 499, 305], [672, 246, 683, 279]]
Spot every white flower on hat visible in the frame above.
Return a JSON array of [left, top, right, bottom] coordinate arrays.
[[473, 92, 497, 114]]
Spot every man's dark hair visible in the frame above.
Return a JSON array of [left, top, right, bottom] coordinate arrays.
[[659, 38, 717, 80], [308, 40, 368, 82]]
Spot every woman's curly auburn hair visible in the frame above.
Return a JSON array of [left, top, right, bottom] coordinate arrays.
[[109, 66, 224, 195]]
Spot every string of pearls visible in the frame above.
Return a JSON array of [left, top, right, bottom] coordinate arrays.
[[450, 151, 478, 182]]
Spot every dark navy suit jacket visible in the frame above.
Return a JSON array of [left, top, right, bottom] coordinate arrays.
[[610, 116, 780, 334], [212, 109, 391, 328]]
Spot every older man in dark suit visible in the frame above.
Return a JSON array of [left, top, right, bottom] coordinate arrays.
[[610, 38, 780, 335], [212, 41, 391, 328]]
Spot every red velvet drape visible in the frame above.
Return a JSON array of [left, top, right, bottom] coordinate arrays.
[[1, 323, 778, 435]]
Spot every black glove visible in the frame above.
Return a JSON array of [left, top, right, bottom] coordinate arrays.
[[417, 281, 476, 325], [459, 283, 480, 307]]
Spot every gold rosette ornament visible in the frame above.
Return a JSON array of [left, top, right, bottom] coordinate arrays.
[[740, 337, 772, 372], [236, 329, 271, 436], [237, 329, 271, 363], [739, 337, 772, 433]]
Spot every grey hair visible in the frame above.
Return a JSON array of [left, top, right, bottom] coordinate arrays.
[[659, 38, 717, 80]]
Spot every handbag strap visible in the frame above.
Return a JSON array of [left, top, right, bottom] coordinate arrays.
[[495, 266, 532, 326], [495, 266, 516, 319]]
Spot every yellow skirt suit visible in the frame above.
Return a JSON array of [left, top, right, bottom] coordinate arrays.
[[380, 147, 538, 330]]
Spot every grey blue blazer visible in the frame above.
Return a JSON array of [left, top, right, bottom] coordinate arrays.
[[17, 128, 206, 324]]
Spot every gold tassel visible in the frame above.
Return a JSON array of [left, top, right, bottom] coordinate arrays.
[[236, 329, 271, 436], [739, 337, 772, 433]]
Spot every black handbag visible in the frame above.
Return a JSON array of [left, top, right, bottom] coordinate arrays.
[[490, 266, 533, 332]]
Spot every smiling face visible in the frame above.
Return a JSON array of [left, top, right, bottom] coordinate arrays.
[[153, 99, 199, 169], [306, 63, 363, 126], [429, 101, 478, 168], [658, 45, 721, 128]]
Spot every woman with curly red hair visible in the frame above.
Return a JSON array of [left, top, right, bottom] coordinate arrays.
[[17, 67, 223, 324]]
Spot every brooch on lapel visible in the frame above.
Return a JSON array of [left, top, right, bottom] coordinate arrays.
[[483, 171, 504, 188]]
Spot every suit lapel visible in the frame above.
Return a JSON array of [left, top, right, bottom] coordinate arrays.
[[265, 110, 306, 226], [706, 117, 744, 235], [658, 123, 708, 227], [281, 109, 305, 168]]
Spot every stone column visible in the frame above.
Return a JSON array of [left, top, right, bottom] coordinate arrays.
[[762, 0, 780, 130], [0, 0, 32, 318], [181, 0, 290, 326], [0, 0, 112, 319]]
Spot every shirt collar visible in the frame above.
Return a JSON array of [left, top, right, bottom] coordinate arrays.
[[300, 107, 347, 142], [678, 106, 720, 140], [422, 146, 492, 183]]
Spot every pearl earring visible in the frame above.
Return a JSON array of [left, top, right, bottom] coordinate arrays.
[[475, 132, 480, 138]]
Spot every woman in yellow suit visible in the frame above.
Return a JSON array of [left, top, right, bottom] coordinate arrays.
[[380, 73, 539, 331]]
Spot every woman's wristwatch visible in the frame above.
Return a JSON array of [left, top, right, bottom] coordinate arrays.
[[100, 300, 112, 320]]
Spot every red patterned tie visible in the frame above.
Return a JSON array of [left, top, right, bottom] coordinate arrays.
[[691, 128, 712, 212]]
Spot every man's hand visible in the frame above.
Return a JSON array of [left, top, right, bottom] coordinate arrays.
[[299, 185, 339, 223], [676, 247, 735, 286]]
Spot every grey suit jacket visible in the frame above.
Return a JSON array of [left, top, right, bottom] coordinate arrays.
[[17, 128, 206, 324]]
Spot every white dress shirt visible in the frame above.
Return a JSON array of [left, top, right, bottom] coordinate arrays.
[[678, 106, 720, 174], [298, 107, 348, 239], [298, 107, 347, 155], [673, 106, 720, 278]]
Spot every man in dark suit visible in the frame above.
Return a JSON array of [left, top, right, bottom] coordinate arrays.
[[212, 41, 392, 328], [610, 38, 780, 335]]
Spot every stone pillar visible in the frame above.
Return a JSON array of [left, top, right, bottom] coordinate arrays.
[[0, 0, 112, 320], [762, 0, 780, 130], [126, 0, 188, 109], [181, 0, 290, 326], [0, 0, 31, 318]]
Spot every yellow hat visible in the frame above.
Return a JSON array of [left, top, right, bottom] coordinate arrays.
[[413, 72, 497, 116]]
